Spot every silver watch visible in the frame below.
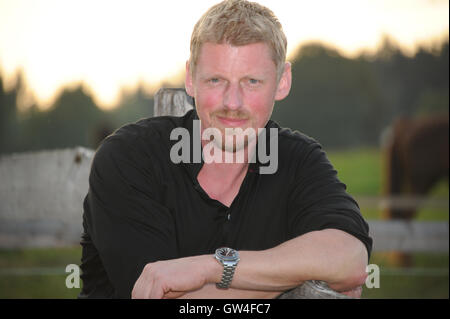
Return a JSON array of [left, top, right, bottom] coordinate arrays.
[[214, 247, 240, 289]]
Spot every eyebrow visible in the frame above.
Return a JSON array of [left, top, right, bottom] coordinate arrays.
[[198, 72, 268, 81]]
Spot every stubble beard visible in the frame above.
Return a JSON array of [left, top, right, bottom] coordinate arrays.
[[210, 109, 254, 153]]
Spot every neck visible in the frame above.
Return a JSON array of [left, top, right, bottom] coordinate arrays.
[[197, 140, 256, 206], [201, 160, 249, 181], [197, 160, 249, 207]]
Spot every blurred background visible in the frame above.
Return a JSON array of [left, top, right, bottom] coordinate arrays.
[[0, 0, 448, 298]]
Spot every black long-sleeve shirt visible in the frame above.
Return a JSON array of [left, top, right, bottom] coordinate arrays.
[[79, 109, 372, 298]]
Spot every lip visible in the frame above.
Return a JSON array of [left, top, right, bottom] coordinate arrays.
[[217, 116, 248, 127]]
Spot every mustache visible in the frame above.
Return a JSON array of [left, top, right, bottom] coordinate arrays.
[[212, 109, 250, 120]]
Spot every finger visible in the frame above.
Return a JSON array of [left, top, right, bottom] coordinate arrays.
[[131, 277, 142, 299], [132, 278, 147, 299], [132, 265, 152, 299], [132, 274, 155, 299], [148, 282, 165, 299]]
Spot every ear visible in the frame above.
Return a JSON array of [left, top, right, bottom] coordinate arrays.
[[274, 62, 292, 101], [185, 60, 194, 98]]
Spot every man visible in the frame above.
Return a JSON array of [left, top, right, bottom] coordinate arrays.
[[79, 0, 372, 299]]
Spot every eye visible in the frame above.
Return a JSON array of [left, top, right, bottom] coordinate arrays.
[[244, 77, 262, 87], [205, 77, 222, 87]]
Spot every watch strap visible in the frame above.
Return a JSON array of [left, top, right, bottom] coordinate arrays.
[[216, 263, 237, 289]]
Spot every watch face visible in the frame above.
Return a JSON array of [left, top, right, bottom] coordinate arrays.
[[216, 247, 239, 261]]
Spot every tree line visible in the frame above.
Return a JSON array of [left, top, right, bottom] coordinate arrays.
[[0, 37, 448, 154]]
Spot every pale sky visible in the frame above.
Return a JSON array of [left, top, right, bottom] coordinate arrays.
[[0, 0, 448, 109]]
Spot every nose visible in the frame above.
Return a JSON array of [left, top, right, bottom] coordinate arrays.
[[223, 83, 243, 110]]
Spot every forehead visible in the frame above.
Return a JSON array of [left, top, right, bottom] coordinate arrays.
[[195, 42, 277, 77]]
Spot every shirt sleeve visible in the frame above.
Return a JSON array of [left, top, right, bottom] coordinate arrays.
[[287, 142, 373, 258], [83, 133, 178, 298]]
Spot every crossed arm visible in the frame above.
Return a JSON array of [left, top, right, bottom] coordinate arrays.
[[131, 228, 368, 299]]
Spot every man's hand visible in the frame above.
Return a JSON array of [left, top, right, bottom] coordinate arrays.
[[131, 255, 220, 299]]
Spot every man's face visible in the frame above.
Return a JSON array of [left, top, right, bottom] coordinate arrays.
[[186, 42, 291, 152]]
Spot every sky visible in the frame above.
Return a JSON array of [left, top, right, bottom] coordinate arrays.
[[0, 0, 449, 110]]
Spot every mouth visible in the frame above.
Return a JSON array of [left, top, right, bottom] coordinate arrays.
[[216, 116, 249, 127]]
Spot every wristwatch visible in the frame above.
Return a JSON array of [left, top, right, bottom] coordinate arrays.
[[214, 247, 240, 289]]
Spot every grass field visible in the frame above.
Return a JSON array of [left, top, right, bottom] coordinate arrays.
[[0, 147, 448, 299], [327, 148, 449, 221], [0, 246, 82, 298], [328, 148, 383, 196]]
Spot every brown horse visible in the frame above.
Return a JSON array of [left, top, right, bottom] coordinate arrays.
[[382, 113, 449, 265], [383, 113, 449, 219]]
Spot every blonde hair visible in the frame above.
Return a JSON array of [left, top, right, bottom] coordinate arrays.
[[189, 0, 287, 80]]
